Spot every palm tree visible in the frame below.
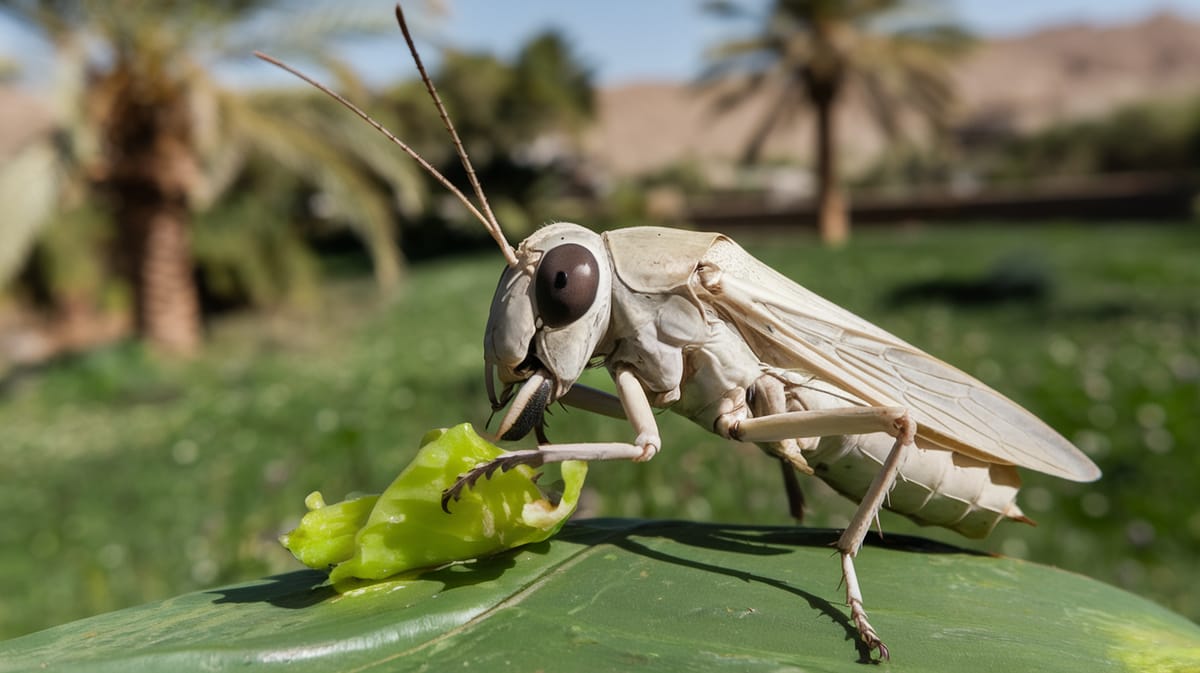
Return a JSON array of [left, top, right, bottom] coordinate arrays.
[[0, 1, 426, 354], [704, 0, 969, 245]]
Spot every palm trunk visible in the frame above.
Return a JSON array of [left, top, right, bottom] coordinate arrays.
[[813, 91, 848, 246], [365, 230, 404, 295], [122, 195, 202, 355], [103, 64, 203, 355]]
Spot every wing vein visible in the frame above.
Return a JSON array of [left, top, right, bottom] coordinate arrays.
[[703, 250, 1100, 482]]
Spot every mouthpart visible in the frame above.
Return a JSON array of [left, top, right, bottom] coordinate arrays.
[[488, 366, 555, 441]]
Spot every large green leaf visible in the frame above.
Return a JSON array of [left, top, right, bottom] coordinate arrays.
[[3, 520, 1198, 672]]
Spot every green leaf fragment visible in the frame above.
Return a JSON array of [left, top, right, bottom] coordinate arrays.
[[278, 492, 379, 569], [280, 423, 587, 589]]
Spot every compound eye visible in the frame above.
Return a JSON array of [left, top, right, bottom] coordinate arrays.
[[535, 243, 599, 328]]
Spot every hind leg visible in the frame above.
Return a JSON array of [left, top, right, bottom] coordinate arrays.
[[731, 406, 916, 660]]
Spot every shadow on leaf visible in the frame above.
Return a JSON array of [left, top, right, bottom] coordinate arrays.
[[209, 570, 334, 608], [208, 544, 547, 610], [609, 532, 878, 663], [586, 519, 988, 556], [587, 520, 989, 664]]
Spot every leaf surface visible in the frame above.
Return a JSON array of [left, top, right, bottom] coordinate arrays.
[[3, 520, 1198, 672]]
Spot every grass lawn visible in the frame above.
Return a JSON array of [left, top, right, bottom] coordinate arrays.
[[0, 221, 1196, 639]]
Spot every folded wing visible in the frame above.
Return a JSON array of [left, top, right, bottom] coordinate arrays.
[[698, 240, 1100, 483]]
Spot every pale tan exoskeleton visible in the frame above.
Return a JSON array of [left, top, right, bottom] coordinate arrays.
[[258, 4, 1101, 660]]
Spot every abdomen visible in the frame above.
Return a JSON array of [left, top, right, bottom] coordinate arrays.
[[807, 431, 1027, 538], [785, 376, 1029, 539]]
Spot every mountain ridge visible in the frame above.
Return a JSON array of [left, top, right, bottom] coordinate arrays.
[[585, 12, 1200, 177]]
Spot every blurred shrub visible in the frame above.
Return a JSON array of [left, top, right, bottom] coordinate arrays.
[[990, 96, 1200, 181], [193, 196, 320, 313], [853, 95, 1200, 191]]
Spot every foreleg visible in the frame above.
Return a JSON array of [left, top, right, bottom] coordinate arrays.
[[442, 366, 659, 510]]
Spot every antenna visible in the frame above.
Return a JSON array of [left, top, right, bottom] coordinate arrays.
[[393, 4, 513, 264], [253, 8, 519, 267]]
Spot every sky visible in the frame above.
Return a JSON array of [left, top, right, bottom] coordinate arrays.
[[3, 0, 1200, 89], [386, 0, 1200, 86]]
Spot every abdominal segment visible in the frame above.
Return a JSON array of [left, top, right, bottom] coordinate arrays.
[[808, 431, 1027, 539], [767, 371, 1028, 539]]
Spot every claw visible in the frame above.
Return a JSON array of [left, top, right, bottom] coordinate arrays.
[[439, 450, 548, 513], [848, 594, 889, 661]]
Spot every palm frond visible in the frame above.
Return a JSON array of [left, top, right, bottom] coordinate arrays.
[[709, 0, 967, 151], [699, 35, 783, 81], [318, 53, 370, 106], [701, 69, 774, 115], [223, 94, 404, 290], [301, 97, 428, 216], [0, 139, 60, 287], [189, 71, 248, 209], [218, 1, 396, 64], [740, 82, 805, 164], [857, 69, 904, 139], [702, 0, 757, 20], [0, 0, 91, 42], [891, 23, 973, 52]]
